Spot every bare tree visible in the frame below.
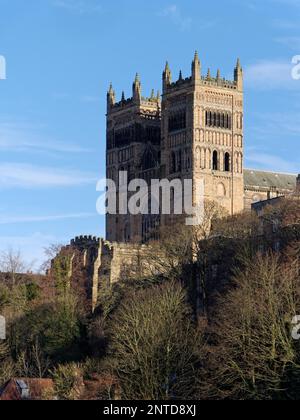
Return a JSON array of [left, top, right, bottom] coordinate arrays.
[[40, 243, 64, 274], [110, 281, 204, 400], [203, 250, 300, 400], [0, 248, 29, 286], [146, 200, 227, 280]]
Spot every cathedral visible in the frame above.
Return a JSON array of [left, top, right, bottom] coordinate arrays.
[[52, 53, 298, 312], [106, 52, 297, 244]]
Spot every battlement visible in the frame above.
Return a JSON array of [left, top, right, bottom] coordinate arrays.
[[200, 75, 237, 89], [107, 54, 242, 113], [109, 95, 161, 112], [168, 76, 192, 90], [166, 76, 237, 92], [107, 74, 160, 113], [163, 52, 242, 93], [106, 52, 244, 243], [70, 235, 102, 249]]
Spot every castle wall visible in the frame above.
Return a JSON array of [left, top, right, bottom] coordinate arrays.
[[54, 236, 160, 312]]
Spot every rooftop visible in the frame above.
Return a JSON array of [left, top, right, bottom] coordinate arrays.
[[244, 169, 297, 191]]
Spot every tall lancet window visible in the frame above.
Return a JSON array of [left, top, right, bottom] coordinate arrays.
[[213, 150, 218, 171], [224, 152, 230, 172]]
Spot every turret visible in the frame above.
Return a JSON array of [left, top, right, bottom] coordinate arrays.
[[163, 61, 172, 92], [132, 73, 142, 103], [234, 58, 243, 91], [107, 83, 115, 110], [191, 51, 201, 83]]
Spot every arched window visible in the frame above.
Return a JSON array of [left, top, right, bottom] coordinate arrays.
[[224, 152, 230, 172], [212, 150, 218, 171], [221, 113, 225, 128]]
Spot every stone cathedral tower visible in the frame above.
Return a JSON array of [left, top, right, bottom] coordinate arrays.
[[161, 53, 244, 221], [106, 75, 161, 243], [106, 53, 245, 243]]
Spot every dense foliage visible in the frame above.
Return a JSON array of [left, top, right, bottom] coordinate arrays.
[[0, 198, 299, 400]]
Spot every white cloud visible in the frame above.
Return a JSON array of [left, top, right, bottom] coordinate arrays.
[[246, 152, 298, 173], [0, 163, 97, 189], [0, 119, 91, 154], [159, 5, 192, 31], [81, 95, 100, 103], [250, 110, 300, 137], [0, 212, 95, 225], [0, 230, 104, 272], [249, 0, 300, 9], [53, 0, 102, 14], [244, 59, 299, 90], [0, 232, 63, 271], [275, 36, 300, 50], [269, 0, 300, 7], [272, 19, 298, 29]]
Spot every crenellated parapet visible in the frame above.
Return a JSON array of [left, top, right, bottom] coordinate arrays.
[[107, 74, 161, 114], [109, 95, 161, 112], [70, 235, 101, 250], [163, 53, 242, 94], [52, 237, 163, 313]]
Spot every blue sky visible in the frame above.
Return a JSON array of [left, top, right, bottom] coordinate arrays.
[[0, 0, 300, 269]]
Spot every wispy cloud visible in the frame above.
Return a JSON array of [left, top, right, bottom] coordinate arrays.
[[0, 119, 91, 154], [0, 232, 63, 271], [250, 110, 300, 137], [269, 0, 300, 8], [272, 19, 298, 29], [53, 0, 102, 14], [246, 110, 300, 172], [0, 163, 97, 189], [275, 36, 300, 50], [244, 59, 298, 90], [0, 212, 96, 225], [159, 5, 192, 31], [249, 0, 300, 9], [246, 152, 298, 173], [81, 95, 100, 103]]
